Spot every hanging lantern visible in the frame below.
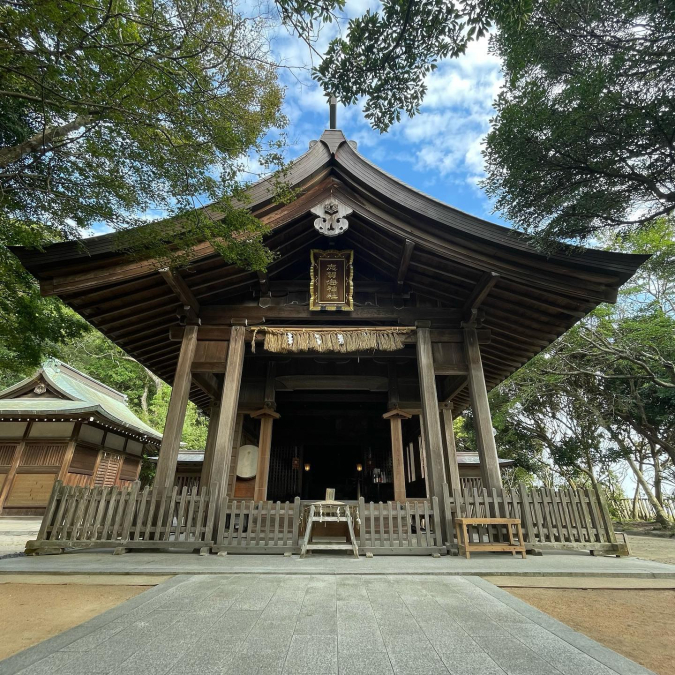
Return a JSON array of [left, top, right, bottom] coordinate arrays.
[[304, 463, 311, 472], [356, 463, 363, 472]]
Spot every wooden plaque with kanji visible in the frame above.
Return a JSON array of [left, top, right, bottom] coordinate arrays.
[[310, 249, 354, 311]]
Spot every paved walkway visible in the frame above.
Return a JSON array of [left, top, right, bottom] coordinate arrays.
[[1, 549, 674, 577], [0, 574, 654, 675]]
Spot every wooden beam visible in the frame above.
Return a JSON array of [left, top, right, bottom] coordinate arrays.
[[443, 377, 468, 403], [211, 325, 246, 498], [383, 409, 412, 502], [154, 325, 198, 490], [396, 240, 415, 292], [257, 271, 270, 295], [464, 325, 502, 490], [252, 408, 280, 501], [0, 422, 31, 514], [416, 323, 448, 540], [462, 271, 499, 315], [41, 242, 216, 296], [159, 269, 200, 314], [200, 305, 462, 324], [57, 422, 82, 483], [192, 372, 221, 401], [169, 325, 490, 343], [441, 407, 461, 492], [200, 401, 220, 487]]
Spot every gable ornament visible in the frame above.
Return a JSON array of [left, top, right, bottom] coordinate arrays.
[[310, 198, 352, 237]]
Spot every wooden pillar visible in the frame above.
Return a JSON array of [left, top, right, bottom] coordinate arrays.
[[383, 409, 411, 502], [200, 400, 221, 488], [252, 409, 280, 501], [463, 325, 502, 490], [0, 421, 32, 514], [419, 415, 432, 498], [154, 324, 198, 490], [211, 324, 246, 497], [416, 323, 447, 524], [58, 422, 82, 483], [252, 362, 278, 501], [441, 406, 461, 492]]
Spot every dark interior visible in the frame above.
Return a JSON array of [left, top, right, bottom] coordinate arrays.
[[267, 395, 403, 502]]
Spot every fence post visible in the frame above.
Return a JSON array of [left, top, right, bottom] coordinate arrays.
[[517, 483, 535, 545], [37, 480, 62, 542], [431, 496, 442, 548], [358, 497, 366, 548], [593, 483, 617, 544], [292, 497, 301, 549], [442, 482, 457, 550], [121, 481, 141, 543]]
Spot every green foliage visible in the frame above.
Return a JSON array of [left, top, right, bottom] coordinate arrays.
[[0, 0, 286, 372], [314, 0, 531, 131], [483, 0, 675, 244], [489, 219, 675, 496]]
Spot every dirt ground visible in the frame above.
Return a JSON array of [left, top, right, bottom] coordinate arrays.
[[507, 587, 675, 675], [625, 534, 675, 565], [0, 583, 147, 660]]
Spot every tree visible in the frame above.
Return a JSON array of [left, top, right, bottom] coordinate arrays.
[[483, 0, 675, 244], [489, 219, 675, 523], [0, 0, 285, 371], [313, 0, 530, 131]]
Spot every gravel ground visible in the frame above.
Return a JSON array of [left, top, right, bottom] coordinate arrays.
[[625, 534, 675, 565], [508, 587, 675, 675]]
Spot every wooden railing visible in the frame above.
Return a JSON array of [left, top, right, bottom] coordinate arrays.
[[358, 497, 444, 554], [27, 479, 624, 556], [213, 498, 300, 553], [26, 480, 215, 554], [612, 497, 675, 522], [443, 482, 627, 555]]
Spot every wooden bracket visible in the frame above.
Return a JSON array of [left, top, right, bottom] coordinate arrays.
[[462, 271, 499, 323], [382, 408, 413, 420], [160, 268, 201, 325]]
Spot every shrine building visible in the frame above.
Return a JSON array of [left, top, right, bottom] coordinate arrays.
[[0, 359, 160, 515], [11, 116, 646, 556]]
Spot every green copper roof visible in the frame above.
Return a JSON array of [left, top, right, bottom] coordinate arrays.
[[0, 359, 162, 441]]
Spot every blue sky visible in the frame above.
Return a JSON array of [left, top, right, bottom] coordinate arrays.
[[91, 6, 508, 235], [268, 7, 509, 228]]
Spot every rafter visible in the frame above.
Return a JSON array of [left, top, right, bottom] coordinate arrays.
[[396, 239, 415, 292]]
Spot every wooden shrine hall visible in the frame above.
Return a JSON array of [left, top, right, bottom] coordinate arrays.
[[13, 119, 646, 556]]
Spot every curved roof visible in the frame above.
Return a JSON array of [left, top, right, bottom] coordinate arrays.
[[11, 129, 647, 410], [0, 359, 162, 441]]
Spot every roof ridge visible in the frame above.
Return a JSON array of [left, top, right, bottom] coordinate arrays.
[[46, 358, 128, 403]]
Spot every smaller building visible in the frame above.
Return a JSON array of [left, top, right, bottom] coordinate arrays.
[[0, 359, 161, 515]]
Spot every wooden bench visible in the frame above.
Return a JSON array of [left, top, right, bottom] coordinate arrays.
[[454, 517, 526, 559]]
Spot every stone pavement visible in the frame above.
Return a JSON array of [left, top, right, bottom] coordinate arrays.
[[1, 549, 675, 577], [0, 574, 654, 675]]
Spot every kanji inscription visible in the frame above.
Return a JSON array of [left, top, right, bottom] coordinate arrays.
[[310, 250, 354, 311]]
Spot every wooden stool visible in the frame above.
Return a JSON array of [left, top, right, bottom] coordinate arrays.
[[454, 517, 526, 559]]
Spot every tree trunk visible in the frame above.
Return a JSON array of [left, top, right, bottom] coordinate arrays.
[[627, 456, 671, 528], [0, 114, 94, 169], [651, 445, 663, 505], [632, 474, 641, 520]]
